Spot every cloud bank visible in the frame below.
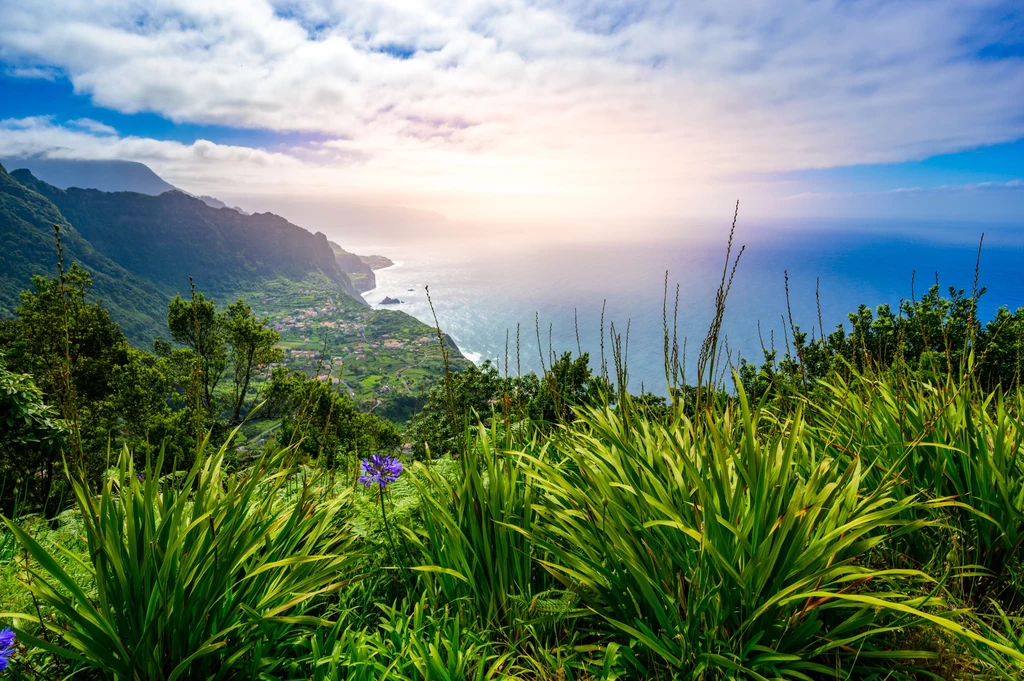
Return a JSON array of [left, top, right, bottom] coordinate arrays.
[[1, 0, 1022, 220]]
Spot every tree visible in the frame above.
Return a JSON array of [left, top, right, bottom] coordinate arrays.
[[106, 348, 171, 442], [223, 299, 281, 424], [2, 265, 132, 473], [407, 354, 613, 459], [12, 264, 130, 405], [528, 351, 610, 425], [977, 306, 1024, 391], [167, 290, 227, 412], [0, 354, 66, 516], [265, 367, 399, 466], [406, 360, 507, 458]]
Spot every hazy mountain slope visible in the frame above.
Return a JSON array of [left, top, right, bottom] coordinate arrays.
[[1, 158, 176, 195], [13, 171, 366, 304], [0, 163, 167, 342], [358, 254, 395, 270], [3, 158, 251, 216], [329, 241, 395, 293], [330, 242, 377, 293]]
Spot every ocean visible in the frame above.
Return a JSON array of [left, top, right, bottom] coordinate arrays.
[[353, 220, 1024, 394]]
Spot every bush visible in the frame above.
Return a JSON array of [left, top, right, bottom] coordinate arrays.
[[520, 387, 983, 678], [4, 436, 359, 680], [407, 424, 557, 633]]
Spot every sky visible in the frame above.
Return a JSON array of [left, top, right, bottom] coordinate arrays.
[[0, 0, 1022, 229]]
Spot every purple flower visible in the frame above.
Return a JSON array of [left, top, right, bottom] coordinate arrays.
[[0, 627, 15, 671], [359, 454, 403, 490], [136, 473, 146, 481]]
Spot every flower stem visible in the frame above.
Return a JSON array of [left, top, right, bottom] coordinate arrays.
[[379, 486, 414, 596]]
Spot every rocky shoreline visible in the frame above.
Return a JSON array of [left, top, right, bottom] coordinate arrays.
[[329, 241, 396, 295]]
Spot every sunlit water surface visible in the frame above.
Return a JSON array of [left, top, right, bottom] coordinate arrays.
[[353, 220, 1023, 394]]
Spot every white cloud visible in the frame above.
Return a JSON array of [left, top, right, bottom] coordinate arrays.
[[4, 65, 60, 80], [780, 178, 1024, 224], [0, 0, 1022, 220], [0, 116, 313, 193], [888, 180, 1024, 194], [67, 118, 117, 135]]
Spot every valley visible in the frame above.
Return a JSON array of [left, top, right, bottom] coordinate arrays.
[[233, 274, 464, 423]]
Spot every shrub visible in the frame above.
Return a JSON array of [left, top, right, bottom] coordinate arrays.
[[3, 437, 358, 680], [811, 371, 1024, 589], [407, 424, 557, 633], [520, 385, 985, 678]]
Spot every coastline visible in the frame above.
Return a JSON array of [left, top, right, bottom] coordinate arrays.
[[342, 226, 1024, 395], [363, 257, 486, 366]]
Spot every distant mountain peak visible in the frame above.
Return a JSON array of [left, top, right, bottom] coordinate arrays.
[[0, 157, 176, 196]]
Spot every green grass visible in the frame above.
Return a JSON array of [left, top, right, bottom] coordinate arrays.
[[4, 287, 1024, 679], [3, 438, 360, 680], [6, 364, 1024, 679]]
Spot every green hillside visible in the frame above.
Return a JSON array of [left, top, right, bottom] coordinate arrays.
[[14, 170, 364, 303], [0, 162, 167, 341]]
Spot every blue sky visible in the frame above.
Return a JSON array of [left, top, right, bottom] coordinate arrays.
[[0, 1, 1021, 224], [782, 141, 1024, 192], [0, 74, 329, 150]]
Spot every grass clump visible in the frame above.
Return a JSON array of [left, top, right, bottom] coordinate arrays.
[[521, 390, 950, 678], [3, 437, 358, 680]]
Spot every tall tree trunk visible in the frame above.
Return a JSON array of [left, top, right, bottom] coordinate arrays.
[[232, 350, 255, 424]]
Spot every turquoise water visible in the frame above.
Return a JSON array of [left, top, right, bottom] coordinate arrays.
[[358, 220, 1024, 394]]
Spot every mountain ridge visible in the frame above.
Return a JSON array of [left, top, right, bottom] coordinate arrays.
[[4, 158, 390, 294], [329, 241, 395, 293], [13, 170, 366, 304], [0, 162, 168, 341], [0, 164, 384, 347]]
